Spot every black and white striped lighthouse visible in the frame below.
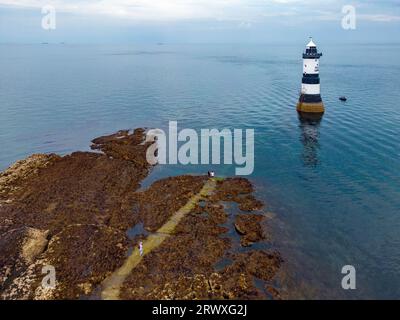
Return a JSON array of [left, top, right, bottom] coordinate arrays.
[[297, 37, 324, 114]]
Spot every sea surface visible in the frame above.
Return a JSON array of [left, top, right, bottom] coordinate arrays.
[[0, 43, 399, 299]]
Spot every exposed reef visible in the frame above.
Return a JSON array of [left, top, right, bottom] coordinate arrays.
[[0, 129, 282, 300], [234, 214, 265, 247], [118, 177, 280, 300]]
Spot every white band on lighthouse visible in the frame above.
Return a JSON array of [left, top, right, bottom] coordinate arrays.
[[303, 59, 320, 75], [301, 83, 320, 95]]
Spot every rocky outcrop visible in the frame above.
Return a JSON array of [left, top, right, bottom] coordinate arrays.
[[0, 154, 60, 205], [120, 177, 282, 300], [130, 175, 207, 232], [0, 227, 49, 299], [0, 129, 154, 299], [0, 129, 282, 300], [21, 228, 49, 264], [38, 224, 129, 299], [234, 214, 265, 247]]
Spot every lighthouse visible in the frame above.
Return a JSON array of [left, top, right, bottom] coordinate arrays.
[[297, 37, 324, 114]]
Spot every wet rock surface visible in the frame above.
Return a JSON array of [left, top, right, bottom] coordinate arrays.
[[0, 129, 282, 300], [234, 214, 265, 247], [120, 177, 282, 300], [130, 175, 207, 232], [39, 224, 129, 299], [0, 129, 152, 299], [0, 154, 60, 207]]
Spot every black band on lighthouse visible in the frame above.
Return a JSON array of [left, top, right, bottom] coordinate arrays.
[[302, 77, 320, 84], [303, 52, 322, 59], [300, 94, 322, 103], [302, 73, 319, 78]]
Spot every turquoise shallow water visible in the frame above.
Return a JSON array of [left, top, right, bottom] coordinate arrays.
[[0, 43, 399, 299]]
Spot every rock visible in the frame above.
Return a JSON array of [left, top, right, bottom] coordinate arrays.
[[0, 227, 49, 299], [40, 224, 129, 299], [266, 285, 281, 300], [78, 283, 92, 295], [22, 228, 49, 264], [234, 214, 265, 247], [0, 154, 60, 202], [120, 177, 280, 300], [130, 175, 207, 232], [0, 129, 283, 300], [237, 195, 264, 212]]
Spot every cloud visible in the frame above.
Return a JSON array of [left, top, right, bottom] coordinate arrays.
[[359, 14, 400, 22], [0, 0, 334, 21], [0, 0, 398, 23], [0, 0, 267, 21]]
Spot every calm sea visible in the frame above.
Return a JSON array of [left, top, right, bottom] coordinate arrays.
[[0, 43, 399, 299]]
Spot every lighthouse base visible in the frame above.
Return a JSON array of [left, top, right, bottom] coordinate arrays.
[[296, 101, 325, 114]]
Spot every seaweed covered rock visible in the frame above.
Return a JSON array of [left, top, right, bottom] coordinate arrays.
[[0, 129, 282, 300], [120, 177, 281, 300], [234, 214, 265, 247], [37, 224, 129, 299], [130, 175, 207, 232], [0, 227, 49, 299], [0, 129, 153, 299]]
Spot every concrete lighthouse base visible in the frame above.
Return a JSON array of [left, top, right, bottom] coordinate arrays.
[[296, 101, 325, 114]]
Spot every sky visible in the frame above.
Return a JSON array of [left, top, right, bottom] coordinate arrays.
[[0, 0, 399, 43]]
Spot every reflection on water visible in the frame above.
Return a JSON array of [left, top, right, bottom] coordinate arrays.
[[298, 113, 323, 168]]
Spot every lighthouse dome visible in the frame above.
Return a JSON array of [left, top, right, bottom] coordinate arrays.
[[303, 37, 322, 58], [306, 38, 316, 48]]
